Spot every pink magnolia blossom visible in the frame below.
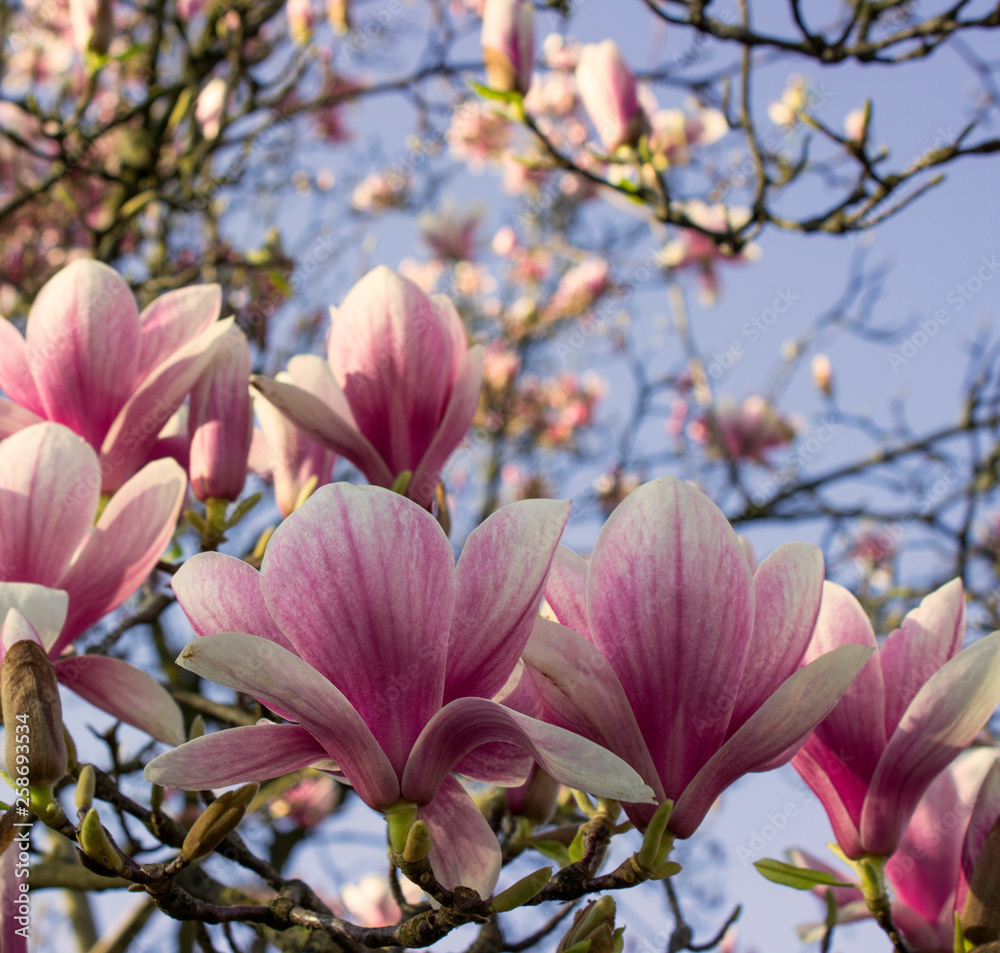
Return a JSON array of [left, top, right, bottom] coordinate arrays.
[[188, 324, 252, 503], [339, 873, 423, 927], [0, 258, 232, 491], [418, 202, 483, 262], [688, 395, 797, 463], [791, 580, 1000, 859], [575, 40, 646, 152], [144, 484, 654, 894], [522, 476, 872, 838], [0, 423, 186, 744], [68, 0, 112, 55], [481, 0, 534, 94], [542, 258, 611, 322], [249, 361, 339, 517], [251, 267, 484, 509], [195, 77, 227, 141]]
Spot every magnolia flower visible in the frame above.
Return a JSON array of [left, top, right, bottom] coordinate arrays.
[[145, 483, 654, 894], [189, 324, 252, 503], [0, 258, 231, 491], [0, 423, 185, 744], [195, 78, 227, 141], [522, 476, 871, 838], [792, 748, 1000, 951], [339, 873, 423, 927], [688, 395, 797, 463], [791, 579, 1000, 859], [69, 0, 112, 55], [418, 202, 483, 262], [481, 0, 534, 94], [575, 40, 646, 152], [251, 267, 484, 509]]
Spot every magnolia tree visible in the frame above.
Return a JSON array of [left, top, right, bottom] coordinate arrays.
[[2, 1, 1000, 952]]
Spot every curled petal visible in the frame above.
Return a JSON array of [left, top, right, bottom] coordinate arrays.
[[55, 655, 185, 746], [402, 696, 656, 806], [861, 632, 1000, 857], [136, 285, 222, 384], [174, 632, 400, 807], [417, 776, 503, 896], [145, 723, 331, 788]]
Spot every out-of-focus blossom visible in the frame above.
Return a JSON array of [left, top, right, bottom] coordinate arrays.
[[188, 325, 252, 503], [0, 258, 231, 491], [844, 106, 868, 142], [849, 523, 898, 588], [525, 476, 872, 838], [195, 78, 227, 141], [768, 74, 811, 126], [688, 395, 796, 463], [0, 425, 186, 745], [328, 0, 351, 33], [482, 342, 521, 393], [287, 0, 315, 44], [69, 0, 113, 55], [481, 0, 534, 94], [339, 873, 424, 927], [792, 578, 1000, 859], [542, 258, 611, 322], [542, 33, 582, 70], [575, 41, 646, 152], [251, 267, 483, 509], [811, 353, 833, 395], [447, 101, 511, 171], [657, 202, 761, 305], [500, 464, 552, 504], [492, 372, 606, 450], [647, 102, 728, 167], [492, 226, 519, 257], [268, 773, 341, 828], [418, 202, 483, 262], [178, 0, 208, 18], [146, 484, 655, 894], [524, 71, 578, 118], [351, 170, 411, 212], [592, 469, 640, 515]]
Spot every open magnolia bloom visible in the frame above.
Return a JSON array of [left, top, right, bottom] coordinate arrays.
[[0, 258, 232, 491], [0, 423, 186, 744], [791, 579, 1000, 860], [522, 476, 872, 838], [250, 266, 483, 509], [145, 483, 655, 896]]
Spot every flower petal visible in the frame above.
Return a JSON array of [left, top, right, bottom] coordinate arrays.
[[171, 553, 289, 647], [730, 542, 824, 733], [417, 776, 502, 896], [250, 375, 393, 488], [101, 317, 234, 490], [860, 632, 1000, 856], [0, 583, 68, 655], [0, 423, 100, 588], [543, 546, 591, 641], [26, 260, 140, 448], [145, 723, 332, 788], [0, 320, 43, 416], [445, 498, 570, 703], [260, 484, 454, 776], [959, 755, 1000, 914], [0, 397, 43, 439], [55, 458, 186, 652], [791, 743, 864, 860], [880, 578, 966, 738], [586, 476, 755, 798], [520, 617, 661, 796], [408, 345, 484, 508], [174, 632, 399, 807], [671, 643, 872, 838], [136, 284, 222, 384], [55, 655, 185, 746], [402, 695, 656, 806]]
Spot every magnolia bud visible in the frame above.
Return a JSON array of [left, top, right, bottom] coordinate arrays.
[[76, 765, 96, 814], [481, 0, 534, 95], [182, 783, 259, 861], [2, 639, 67, 787], [490, 866, 551, 912], [328, 0, 350, 33], [962, 814, 1000, 946], [811, 353, 833, 396], [77, 808, 128, 875], [556, 897, 618, 953]]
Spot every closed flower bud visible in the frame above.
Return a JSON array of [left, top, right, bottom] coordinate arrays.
[[189, 325, 253, 503], [182, 783, 259, 861], [77, 807, 128, 875], [76, 765, 96, 814], [490, 866, 551, 912], [557, 897, 618, 953], [481, 0, 534, 94], [962, 814, 1000, 946], [2, 634, 67, 788], [575, 41, 647, 152]]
